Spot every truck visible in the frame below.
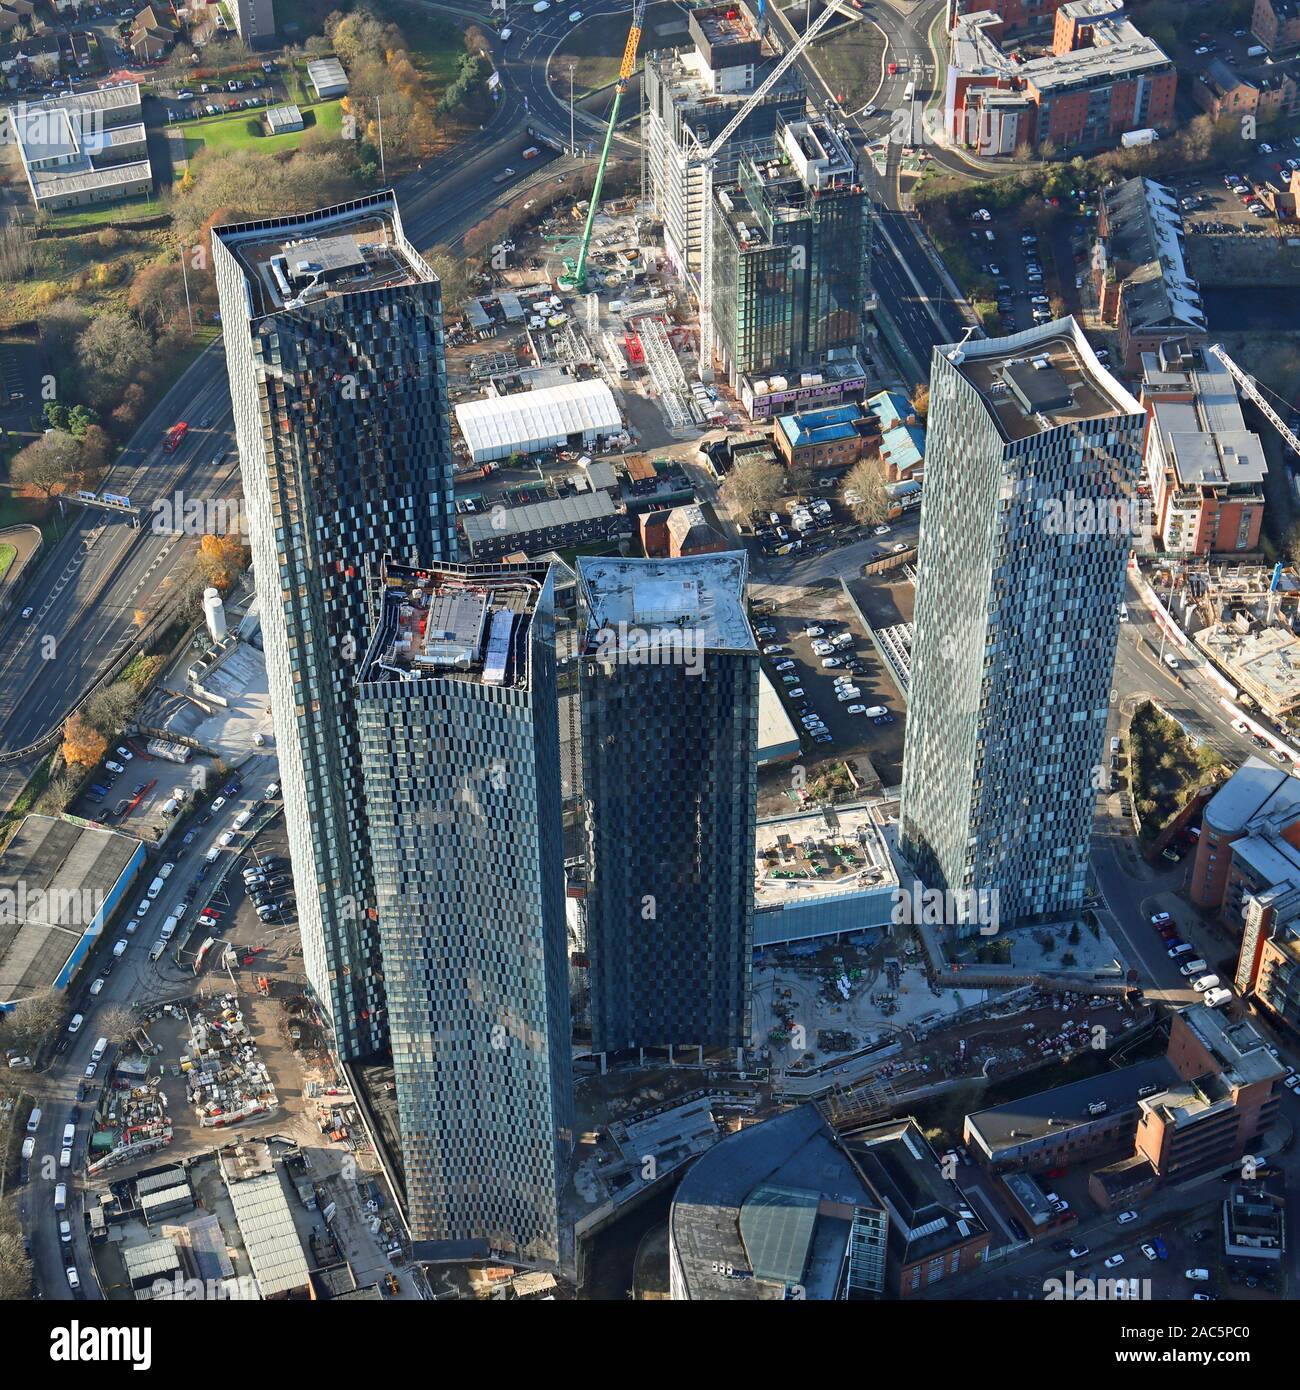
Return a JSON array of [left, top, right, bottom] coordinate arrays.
[[162, 421, 189, 452], [1120, 128, 1159, 148], [453, 462, 497, 484], [522, 145, 540, 159], [1247, 43, 1267, 57]]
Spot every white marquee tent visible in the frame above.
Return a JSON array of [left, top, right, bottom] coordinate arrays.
[[454, 380, 622, 464]]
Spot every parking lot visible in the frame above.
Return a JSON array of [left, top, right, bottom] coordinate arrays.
[[754, 591, 905, 803]]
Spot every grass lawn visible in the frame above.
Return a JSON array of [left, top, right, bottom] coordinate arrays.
[[809, 18, 886, 112], [553, 2, 691, 96], [0, 542, 14, 582], [177, 100, 343, 158], [45, 196, 167, 231]]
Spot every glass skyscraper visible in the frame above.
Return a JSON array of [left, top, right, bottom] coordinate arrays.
[[212, 193, 456, 1059], [356, 558, 574, 1265], [900, 319, 1145, 924], [577, 554, 759, 1054]]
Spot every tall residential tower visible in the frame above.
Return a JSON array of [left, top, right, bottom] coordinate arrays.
[[900, 319, 1144, 924], [356, 558, 574, 1265], [212, 193, 456, 1058], [577, 554, 759, 1056]]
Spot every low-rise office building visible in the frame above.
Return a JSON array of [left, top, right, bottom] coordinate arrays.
[[461, 490, 630, 561], [7, 83, 152, 211]]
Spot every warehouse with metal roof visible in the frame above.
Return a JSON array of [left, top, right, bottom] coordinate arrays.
[[454, 380, 623, 463], [0, 814, 146, 1008], [225, 1170, 311, 1299]]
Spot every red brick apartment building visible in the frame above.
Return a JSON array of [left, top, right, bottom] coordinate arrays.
[[1138, 339, 1266, 556], [1253, 0, 1300, 52], [947, 2, 1176, 157]]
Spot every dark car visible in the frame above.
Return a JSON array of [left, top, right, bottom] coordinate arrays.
[[182, 830, 198, 847], [114, 800, 129, 817]]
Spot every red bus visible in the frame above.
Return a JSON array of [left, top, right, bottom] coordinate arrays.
[[163, 421, 189, 452]]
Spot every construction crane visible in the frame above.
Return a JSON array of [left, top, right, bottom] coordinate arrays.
[[558, 0, 648, 292], [1206, 342, 1300, 459]]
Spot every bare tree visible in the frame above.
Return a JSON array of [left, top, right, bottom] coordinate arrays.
[[0, 988, 65, 1053], [9, 429, 84, 500], [843, 459, 891, 527], [0, 1202, 32, 1302], [721, 457, 784, 527], [97, 1005, 137, 1047]]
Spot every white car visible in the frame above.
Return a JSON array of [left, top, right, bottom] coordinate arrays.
[[820, 657, 842, 668], [210, 796, 227, 813], [863, 705, 888, 718], [1231, 718, 1249, 733], [804, 626, 825, 637], [136, 899, 151, 916], [532, 0, 549, 9], [846, 704, 867, 714], [787, 688, 805, 699], [1116, 1210, 1138, 1225], [115, 746, 133, 761], [105, 761, 125, 775], [60, 1221, 72, 1244], [218, 831, 235, 848], [1104, 1253, 1125, 1269], [60, 1146, 72, 1168], [873, 525, 890, 536], [568, 8, 582, 18], [1185, 1268, 1210, 1281], [811, 641, 834, 656], [774, 659, 795, 672], [1284, 1073, 1300, 1092], [1140, 1243, 1158, 1260], [89, 978, 105, 996], [66, 1266, 80, 1290]]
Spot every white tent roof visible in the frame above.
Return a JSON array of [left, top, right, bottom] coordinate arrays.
[[455, 380, 621, 461]]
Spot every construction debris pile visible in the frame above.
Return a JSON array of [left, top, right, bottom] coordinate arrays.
[[87, 1076, 173, 1175], [183, 994, 278, 1129]]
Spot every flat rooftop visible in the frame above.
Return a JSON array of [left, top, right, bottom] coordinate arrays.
[[754, 804, 897, 909], [215, 194, 430, 319], [577, 553, 756, 655], [967, 1057, 1179, 1157], [358, 558, 550, 690], [1178, 1003, 1286, 1089], [938, 318, 1142, 442]]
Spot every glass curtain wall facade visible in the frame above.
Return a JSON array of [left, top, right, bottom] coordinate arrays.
[[212, 193, 456, 1059]]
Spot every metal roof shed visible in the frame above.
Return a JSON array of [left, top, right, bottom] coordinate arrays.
[[454, 380, 622, 463]]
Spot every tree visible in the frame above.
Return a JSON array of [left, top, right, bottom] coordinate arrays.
[[0, 1202, 32, 1302], [911, 383, 930, 422], [843, 459, 890, 527], [0, 987, 65, 1052], [75, 313, 153, 411], [426, 246, 474, 311], [98, 1006, 137, 1046], [62, 711, 108, 767], [85, 680, 142, 739], [721, 457, 784, 526], [9, 429, 84, 500], [197, 533, 249, 591]]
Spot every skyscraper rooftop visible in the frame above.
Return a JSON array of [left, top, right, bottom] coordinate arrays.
[[577, 553, 755, 655], [216, 196, 431, 317], [939, 319, 1141, 442], [359, 559, 548, 689]]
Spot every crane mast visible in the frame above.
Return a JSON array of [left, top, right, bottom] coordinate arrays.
[[558, 0, 649, 292]]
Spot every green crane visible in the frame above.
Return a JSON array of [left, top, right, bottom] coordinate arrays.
[[557, 0, 648, 293]]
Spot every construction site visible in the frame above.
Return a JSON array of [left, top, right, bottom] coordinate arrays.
[[440, 0, 882, 528]]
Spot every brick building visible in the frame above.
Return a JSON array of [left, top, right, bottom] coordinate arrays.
[[947, 5, 1176, 157], [1139, 339, 1267, 556], [1252, 0, 1300, 52]]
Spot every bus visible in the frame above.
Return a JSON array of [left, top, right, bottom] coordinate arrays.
[[163, 421, 189, 452], [903, 80, 915, 103]]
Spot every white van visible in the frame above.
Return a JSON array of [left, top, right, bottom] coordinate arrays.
[[1203, 987, 1233, 1008], [147, 875, 166, 899], [1193, 974, 1221, 992], [1179, 958, 1208, 977], [26, 1106, 41, 1134], [62, 1122, 75, 1148], [90, 1037, 108, 1063], [205, 846, 222, 864], [232, 809, 252, 831], [112, 939, 128, 958], [54, 1183, 67, 1212], [159, 915, 179, 942], [149, 941, 167, 962], [158, 861, 175, 880]]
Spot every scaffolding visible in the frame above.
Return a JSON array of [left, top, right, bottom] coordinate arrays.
[[635, 315, 694, 429]]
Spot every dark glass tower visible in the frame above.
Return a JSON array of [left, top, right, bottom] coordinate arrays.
[[577, 554, 759, 1054], [212, 193, 456, 1059], [356, 558, 574, 1264]]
